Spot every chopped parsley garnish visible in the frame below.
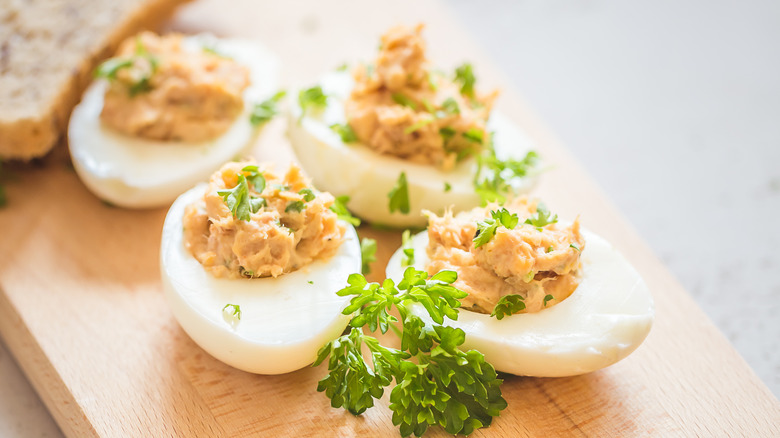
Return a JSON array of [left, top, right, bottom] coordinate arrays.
[[543, 294, 554, 307], [298, 85, 328, 119], [570, 243, 581, 252], [314, 268, 506, 437], [454, 63, 476, 99], [308, 280, 314, 284], [439, 126, 456, 143], [524, 203, 558, 230], [391, 93, 418, 110], [299, 188, 316, 202], [473, 143, 539, 204], [330, 123, 358, 143], [217, 174, 265, 221], [95, 38, 158, 96], [222, 304, 242, 328], [403, 117, 434, 134], [462, 128, 484, 144], [546, 246, 554, 253], [285, 200, 305, 213], [473, 208, 519, 248], [401, 229, 415, 267], [491, 294, 525, 320], [335, 62, 349, 71], [440, 97, 460, 115], [388, 172, 410, 215], [94, 58, 133, 80], [360, 238, 377, 275], [250, 90, 286, 125], [444, 182, 452, 192], [330, 195, 361, 226]]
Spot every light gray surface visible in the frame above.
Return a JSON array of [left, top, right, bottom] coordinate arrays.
[[1, 1, 778, 436]]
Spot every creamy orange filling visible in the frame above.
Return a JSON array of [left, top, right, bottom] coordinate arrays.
[[183, 161, 346, 279], [345, 24, 498, 170], [100, 32, 250, 142], [425, 198, 585, 313]]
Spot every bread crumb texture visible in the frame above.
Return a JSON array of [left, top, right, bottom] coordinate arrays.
[[0, 0, 191, 160]]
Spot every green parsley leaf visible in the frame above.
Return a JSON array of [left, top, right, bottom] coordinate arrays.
[[401, 229, 415, 267], [388, 172, 410, 215], [335, 62, 349, 71], [285, 200, 305, 213], [524, 203, 558, 230], [217, 175, 257, 221], [360, 238, 378, 275], [570, 243, 581, 252], [391, 93, 418, 110], [440, 126, 456, 144], [330, 123, 358, 142], [491, 294, 525, 320], [241, 165, 266, 193], [308, 280, 314, 284], [299, 85, 328, 119], [463, 128, 484, 144], [250, 90, 286, 125], [330, 195, 361, 226], [444, 182, 451, 192], [546, 246, 554, 253], [440, 97, 460, 115], [543, 294, 554, 307], [222, 303, 242, 327], [454, 63, 476, 98], [473, 208, 519, 248], [299, 188, 316, 202]]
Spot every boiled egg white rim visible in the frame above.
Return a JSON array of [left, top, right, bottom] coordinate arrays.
[[385, 228, 654, 377], [68, 35, 280, 208], [160, 184, 360, 374], [287, 70, 538, 227]]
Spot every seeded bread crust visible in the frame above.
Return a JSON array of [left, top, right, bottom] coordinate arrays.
[[0, 0, 192, 161]]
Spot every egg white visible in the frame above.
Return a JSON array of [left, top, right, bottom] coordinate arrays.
[[287, 71, 538, 227], [385, 228, 654, 377], [68, 35, 280, 208], [160, 184, 360, 374]]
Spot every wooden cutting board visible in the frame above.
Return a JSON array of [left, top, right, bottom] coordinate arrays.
[[1, 0, 778, 436]]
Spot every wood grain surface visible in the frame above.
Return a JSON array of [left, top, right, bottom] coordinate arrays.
[[1, 0, 779, 436]]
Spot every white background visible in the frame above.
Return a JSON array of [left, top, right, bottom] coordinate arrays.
[[1, 0, 778, 435]]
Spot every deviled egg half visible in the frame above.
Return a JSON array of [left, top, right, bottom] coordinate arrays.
[[288, 24, 538, 227], [69, 32, 282, 208], [386, 199, 654, 377], [160, 160, 361, 374]]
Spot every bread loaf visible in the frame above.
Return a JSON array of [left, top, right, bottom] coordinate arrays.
[[0, 0, 191, 160]]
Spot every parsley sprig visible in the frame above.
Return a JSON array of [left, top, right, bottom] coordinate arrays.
[[401, 229, 415, 267], [473, 208, 519, 248], [454, 63, 476, 99], [217, 166, 267, 221], [314, 268, 507, 437], [524, 203, 558, 230], [250, 91, 286, 125], [330, 123, 358, 142]]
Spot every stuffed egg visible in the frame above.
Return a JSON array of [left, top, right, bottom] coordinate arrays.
[[288, 24, 538, 227], [160, 161, 360, 374], [385, 199, 654, 377], [69, 32, 281, 208]]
